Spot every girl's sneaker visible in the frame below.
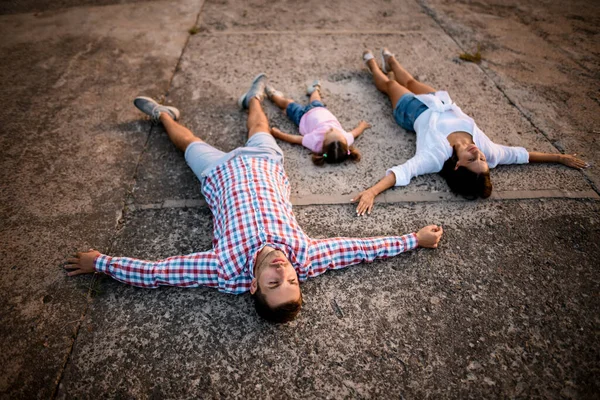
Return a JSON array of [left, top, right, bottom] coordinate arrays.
[[306, 80, 321, 95], [133, 96, 180, 123], [265, 85, 284, 100]]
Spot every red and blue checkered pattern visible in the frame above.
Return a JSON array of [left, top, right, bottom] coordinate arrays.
[[95, 156, 418, 294]]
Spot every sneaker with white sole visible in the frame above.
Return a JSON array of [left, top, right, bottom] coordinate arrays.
[[133, 96, 180, 123], [381, 48, 394, 74], [265, 84, 284, 100], [306, 79, 321, 95], [238, 73, 267, 109]]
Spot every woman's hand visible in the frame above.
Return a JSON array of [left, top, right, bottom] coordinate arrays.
[[559, 154, 589, 169], [64, 250, 100, 276], [416, 225, 444, 248], [352, 188, 377, 216]]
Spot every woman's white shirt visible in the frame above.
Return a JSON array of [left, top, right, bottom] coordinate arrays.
[[387, 91, 529, 187]]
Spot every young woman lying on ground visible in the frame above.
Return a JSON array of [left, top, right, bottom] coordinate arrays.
[[352, 48, 588, 215]]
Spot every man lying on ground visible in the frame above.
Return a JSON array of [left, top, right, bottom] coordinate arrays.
[[65, 74, 444, 323]]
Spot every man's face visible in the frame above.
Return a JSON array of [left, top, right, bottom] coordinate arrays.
[[251, 249, 301, 308]]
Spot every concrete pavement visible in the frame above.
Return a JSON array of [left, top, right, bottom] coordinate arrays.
[[1, 0, 598, 398]]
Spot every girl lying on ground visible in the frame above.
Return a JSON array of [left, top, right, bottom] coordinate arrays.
[[265, 79, 371, 165], [352, 48, 588, 215]]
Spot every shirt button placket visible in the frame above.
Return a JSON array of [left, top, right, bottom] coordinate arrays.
[[246, 160, 265, 241]]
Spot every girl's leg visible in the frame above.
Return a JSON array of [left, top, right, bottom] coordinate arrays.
[[366, 57, 411, 108], [247, 98, 270, 138], [387, 55, 436, 94], [159, 113, 202, 152], [309, 89, 322, 103], [270, 93, 294, 110]]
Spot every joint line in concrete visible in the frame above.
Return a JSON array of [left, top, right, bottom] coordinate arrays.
[[415, 0, 600, 197], [195, 29, 430, 36], [128, 189, 599, 212], [49, 2, 209, 399]]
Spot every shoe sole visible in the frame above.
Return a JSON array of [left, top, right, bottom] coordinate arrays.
[[134, 96, 158, 112], [306, 79, 321, 95], [134, 96, 180, 120], [381, 49, 393, 74], [238, 73, 267, 108], [265, 85, 283, 99]]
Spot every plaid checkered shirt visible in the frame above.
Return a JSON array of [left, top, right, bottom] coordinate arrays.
[[95, 156, 418, 294]]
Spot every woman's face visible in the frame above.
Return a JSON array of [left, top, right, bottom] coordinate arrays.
[[455, 143, 489, 174]]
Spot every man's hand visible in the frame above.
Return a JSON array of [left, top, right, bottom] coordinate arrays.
[[64, 250, 100, 276], [352, 188, 377, 216], [559, 154, 589, 169], [416, 225, 443, 248]]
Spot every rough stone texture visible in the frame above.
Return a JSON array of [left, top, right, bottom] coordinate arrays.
[[59, 200, 600, 398], [420, 0, 600, 190], [197, 0, 439, 33], [0, 1, 203, 398], [1, 0, 599, 399], [0, 0, 157, 15], [134, 31, 590, 203]]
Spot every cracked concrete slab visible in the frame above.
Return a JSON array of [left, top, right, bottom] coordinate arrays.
[[132, 30, 591, 206], [2, 0, 599, 398], [59, 199, 600, 398], [197, 0, 439, 33], [0, 0, 203, 397], [420, 0, 600, 190]]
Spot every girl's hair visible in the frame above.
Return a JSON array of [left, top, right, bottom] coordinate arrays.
[[439, 148, 493, 199], [312, 141, 361, 166]]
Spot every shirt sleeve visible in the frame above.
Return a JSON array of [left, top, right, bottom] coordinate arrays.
[[306, 233, 418, 277], [387, 152, 444, 186], [94, 252, 220, 289], [301, 132, 323, 153], [474, 127, 529, 168], [485, 143, 529, 168], [343, 130, 355, 147]]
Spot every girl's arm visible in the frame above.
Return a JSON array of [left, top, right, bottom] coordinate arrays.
[[350, 120, 372, 138], [528, 152, 588, 169], [270, 127, 303, 145], [351, 173, 396, 216]]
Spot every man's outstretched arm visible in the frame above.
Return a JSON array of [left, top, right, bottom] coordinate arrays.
[[307, 225, 443, 277], [65, 250, 220, 289]]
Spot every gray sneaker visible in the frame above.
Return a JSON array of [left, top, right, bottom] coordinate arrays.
[[133, 96, 180, 123], [238, 73, 267, 109], [306, 79, 321, 95]]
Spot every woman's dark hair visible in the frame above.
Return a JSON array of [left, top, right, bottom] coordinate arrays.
[[252, 286, 302, 323], [312, 142, 361, 166], [440, 149, 493, 199]]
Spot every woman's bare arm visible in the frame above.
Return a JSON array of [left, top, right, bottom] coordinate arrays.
[[351, 173, 396, 216], [528, 152, 588, 169]]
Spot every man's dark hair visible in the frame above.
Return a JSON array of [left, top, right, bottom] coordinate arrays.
[[252, 285, 302, 323], [440, 149, 493, 199]]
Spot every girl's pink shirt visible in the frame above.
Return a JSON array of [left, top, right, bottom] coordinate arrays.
[[298, 107, 354, 153]]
